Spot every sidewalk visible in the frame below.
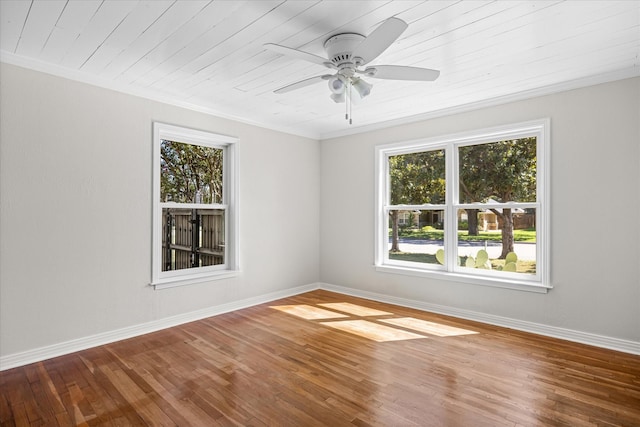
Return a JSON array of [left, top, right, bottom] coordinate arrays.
[[395, 238, 536, 260]]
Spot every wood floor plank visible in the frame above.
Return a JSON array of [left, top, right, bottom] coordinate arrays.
[[1, 290, 640, 426]]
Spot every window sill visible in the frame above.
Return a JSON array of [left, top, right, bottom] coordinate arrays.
[[375, 264, 551, 293], [151, 270, 240, 290]]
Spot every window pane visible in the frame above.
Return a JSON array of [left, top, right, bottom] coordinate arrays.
[[389, 150, 445, 205], [457, 209, 536, 274], [160, 140, 223, 204], [388, 210, 445, 265], [458, 138, 536, 203], [162, 208, 225, 271]]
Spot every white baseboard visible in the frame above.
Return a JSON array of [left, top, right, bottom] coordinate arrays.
[[0, 283, 318, 371], [3, 281, 638, 370], [318, 283, 640, 355]]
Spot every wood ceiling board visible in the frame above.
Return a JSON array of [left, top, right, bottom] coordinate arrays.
[[136, 2, 280, 90], [38, 1, 103, 64], [168, 1, 314, 94], [13, 0, 67, 58], [101, 0, 213, 81], [113, 1, 237, 83], [384, 3, 561, 69], [80, 1, 175, 74], [181, 2, 327, 88], [0, 0, 32, 53], [60, 1, 139, 69]]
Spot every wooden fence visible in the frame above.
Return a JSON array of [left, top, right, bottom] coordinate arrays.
[[162, 208, 225, 271]]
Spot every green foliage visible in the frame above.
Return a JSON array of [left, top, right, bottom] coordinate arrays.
[[160, 140, 223, 204], [458, 138, 537, 204], [389, 150, 446, 205]]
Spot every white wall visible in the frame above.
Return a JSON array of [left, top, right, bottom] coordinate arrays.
[[320, 77, 640, 343], [0, 63, 320, 358]]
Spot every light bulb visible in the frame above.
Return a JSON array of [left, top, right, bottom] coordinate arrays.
[[328, 75, 345, 94]]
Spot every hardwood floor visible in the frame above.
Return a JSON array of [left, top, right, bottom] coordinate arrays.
[[2, 290, 639, 426]]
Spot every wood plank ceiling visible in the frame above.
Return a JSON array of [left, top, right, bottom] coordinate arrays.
[[1, 0, 639, 139]]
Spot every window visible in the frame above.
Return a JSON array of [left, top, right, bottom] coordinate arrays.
[[375, 119, 550, 292], [152, 123, 238, 289]]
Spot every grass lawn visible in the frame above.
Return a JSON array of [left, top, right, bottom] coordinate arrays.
[[389, 251, 536, 274], [396, 228, 536, 243]]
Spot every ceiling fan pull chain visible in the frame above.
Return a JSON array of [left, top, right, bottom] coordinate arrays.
[[345, 80, 349, 122], [347, 80, 353, 125]]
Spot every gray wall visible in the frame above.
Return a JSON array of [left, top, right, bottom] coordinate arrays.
[[320, 77, 640, 343], [1, 62, 639, 361], [0, 63, 320, 357]]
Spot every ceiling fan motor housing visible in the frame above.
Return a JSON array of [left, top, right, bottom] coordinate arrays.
[[323, 33, 365, 75]]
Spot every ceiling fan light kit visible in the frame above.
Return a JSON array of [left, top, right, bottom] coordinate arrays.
[[264, 17, 439, 124], [352, 78, 372, 98]]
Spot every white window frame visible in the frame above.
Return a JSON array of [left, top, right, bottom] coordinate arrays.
[[151, 122, 239, 290], [375, 119, 550, 293]]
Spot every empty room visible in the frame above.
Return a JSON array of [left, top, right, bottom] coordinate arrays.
[[1, 1, 639, 425]]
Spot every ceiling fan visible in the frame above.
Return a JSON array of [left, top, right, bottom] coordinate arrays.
[[264, 17, 440, 123]]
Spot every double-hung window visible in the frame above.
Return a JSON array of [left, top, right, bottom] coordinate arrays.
[[152, 123, 238, 289], [375, 119, 550, 292]]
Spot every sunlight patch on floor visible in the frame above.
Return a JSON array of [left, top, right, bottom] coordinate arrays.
[[270, 304, 349, 320], [317, 302, 392, 317], [271, 303, 479, 342], [380, 317, 478, 337], [320, 320, 426, 342]]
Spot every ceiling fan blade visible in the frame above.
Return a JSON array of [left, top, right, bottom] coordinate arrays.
[[274, 75, 333, 94], [352, 17, 408, 65], [363, 65, 440, 81], [264, 43, 334, 69]]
